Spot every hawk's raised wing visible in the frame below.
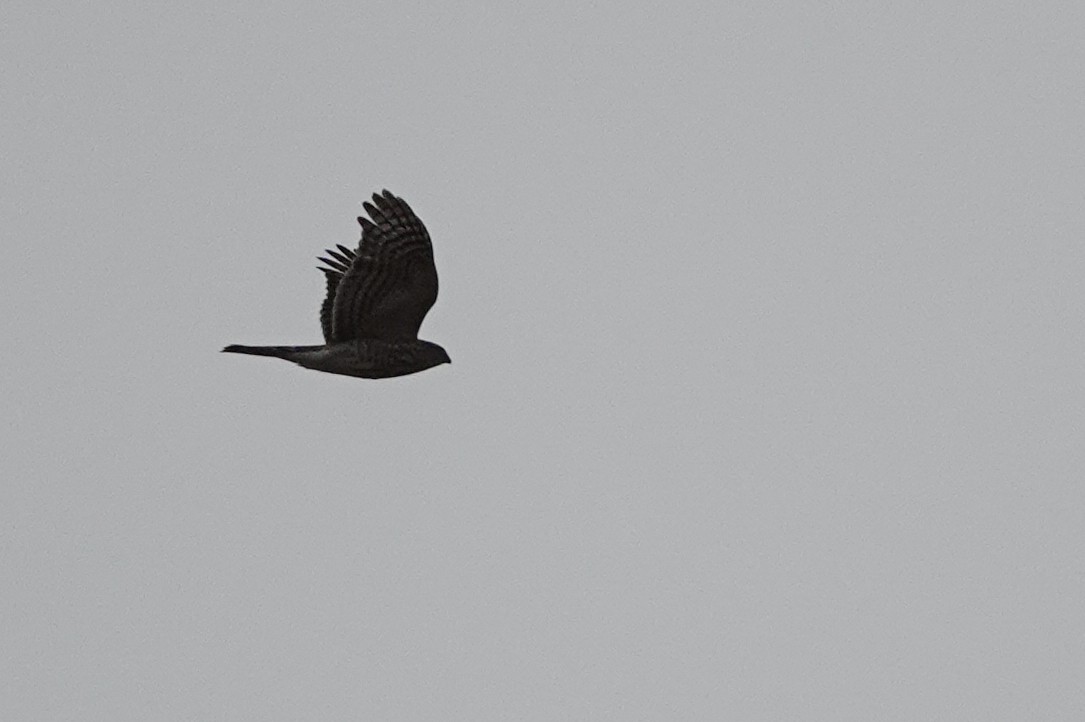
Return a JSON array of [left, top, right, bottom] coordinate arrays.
[[318, 190, 438, 343]]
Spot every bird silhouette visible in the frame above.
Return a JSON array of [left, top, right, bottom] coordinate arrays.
[[223, 190, 449, 378]]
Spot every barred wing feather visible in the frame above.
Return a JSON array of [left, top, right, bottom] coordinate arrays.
[[323, 190, 438, 342]]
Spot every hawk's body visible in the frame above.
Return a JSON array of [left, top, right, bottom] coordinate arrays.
[[223, 191, 449, 379]]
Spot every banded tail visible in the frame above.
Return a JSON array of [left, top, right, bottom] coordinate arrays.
[[221, 344, 323, 359]]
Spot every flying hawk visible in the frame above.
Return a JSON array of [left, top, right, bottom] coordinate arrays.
[[223, 190, 449, 378]]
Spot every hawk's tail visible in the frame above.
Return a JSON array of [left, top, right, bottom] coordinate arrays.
[[221, 344, 324, 359]]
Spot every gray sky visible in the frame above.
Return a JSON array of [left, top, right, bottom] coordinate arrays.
[[3, 0, 1083, 719]]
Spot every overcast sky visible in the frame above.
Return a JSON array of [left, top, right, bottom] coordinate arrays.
[[3, 1, 1083, 719]]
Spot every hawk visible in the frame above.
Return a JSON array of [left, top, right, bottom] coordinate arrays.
[[223, 190, 450, 378]]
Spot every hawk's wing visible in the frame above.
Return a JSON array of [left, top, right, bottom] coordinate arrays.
[[322, 190, 438, 342]]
